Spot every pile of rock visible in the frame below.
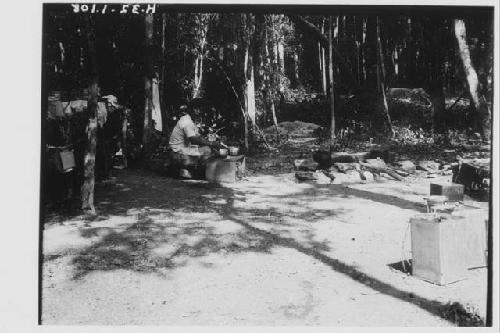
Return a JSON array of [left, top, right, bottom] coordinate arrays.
[[294, 152, 392, 185], [294, 147, 460, 185]]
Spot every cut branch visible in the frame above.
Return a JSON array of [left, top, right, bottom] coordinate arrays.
[[445, 91, 467, 112]]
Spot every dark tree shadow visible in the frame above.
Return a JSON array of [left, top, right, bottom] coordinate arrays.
[[218, 194, 482, 326], [71, 213, 276, 280], [340, 186, 427, 212]]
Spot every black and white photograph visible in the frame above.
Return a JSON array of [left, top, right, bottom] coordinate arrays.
[[0, 0, 498, 330]]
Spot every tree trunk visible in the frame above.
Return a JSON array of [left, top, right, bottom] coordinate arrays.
[[406, 18, 417, 86], [320, 19, 327, 95], [244, 39, 256, 129], [152, 77, 162, 132], [365, 17, 378, 89], [392, 45, 399, 81], [265, 24, 280, 140], [278, 40, 285, 76], [143, 77, 153, 154], [193, 56, 200, 98], [333, 16, 341, 80], [192, 16, 207, 99], [426, 19, 446, 133], [242, 40, 250, 150], [81, 16, 99, 215], [58, 42, 65, 72], [376, 40, 381, 93], [328, 16, 336, 141], [270, 102, 278, 134], [293, 51, 300, 86], [241, 13, 256, 150], [160, 12, 169, 132], [247, 62, 256, 129], [321, 46, 327, 95], [333, 16, 339, 41], [192, 41, 205, 98], [143, 14, 154, 156], [361, 17, 367, 83], [318, 40, 323, 92], [378, 20, 387, 84], [81, 83, 98, 214], [429, 79, 445, 132], [277, 18, 285, 93], [121, 110, 128, 168], [376, 16, 394, 136], [454, 19, 491, 139], [353, 16, 361, 85]]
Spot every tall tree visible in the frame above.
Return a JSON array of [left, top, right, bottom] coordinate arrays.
[[328, 16, 336, 140], [143, 14, 154, 156], [263, 15, 280, 139], [454, 19, 491, 139], [319, 18, 327, 95], [81, 15, 99, 215], [160, 12, 169, 132], [278, 17, 286, 93], [192, 14, 211, 99], [121, 109, 129, 168], [405, 17, 417, 86], [243, 14, 257, 130], [361, 17, 368, 84], [425, 18, 446, 132], [376, 16, 394, 136], [292, 47, 300, 87], [270, 15, 287, 94]]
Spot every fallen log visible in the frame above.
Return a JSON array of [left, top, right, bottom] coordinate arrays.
[[359, 162, 404, 181]]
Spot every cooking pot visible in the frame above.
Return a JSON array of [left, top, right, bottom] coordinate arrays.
[[229, 146, 240, 156], [218, 148, 228, 157]]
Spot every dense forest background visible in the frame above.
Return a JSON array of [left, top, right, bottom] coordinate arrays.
[[43, 5, 493, 140]]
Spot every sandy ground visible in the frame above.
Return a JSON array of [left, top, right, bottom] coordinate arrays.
[[41, 169, 488, 325]]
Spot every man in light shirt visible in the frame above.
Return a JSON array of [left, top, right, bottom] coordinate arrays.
[[169, 104, 221, 178]]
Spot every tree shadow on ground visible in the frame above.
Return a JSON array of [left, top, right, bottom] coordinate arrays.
[[340, 185, 427, 212], [66, 170, 350, 279], [71, 210, 277, 280], [218, 193, 483, 326], [50, 169, 483, 326]]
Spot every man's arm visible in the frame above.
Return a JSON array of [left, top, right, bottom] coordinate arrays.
[[182, 116, 222, 148], [188, 135, 218, 147]]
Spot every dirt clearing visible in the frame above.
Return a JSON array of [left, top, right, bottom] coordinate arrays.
[[42, 169, 487, 325]]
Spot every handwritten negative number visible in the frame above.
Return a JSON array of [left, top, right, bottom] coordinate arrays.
[[71, 4, 155, 14]]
